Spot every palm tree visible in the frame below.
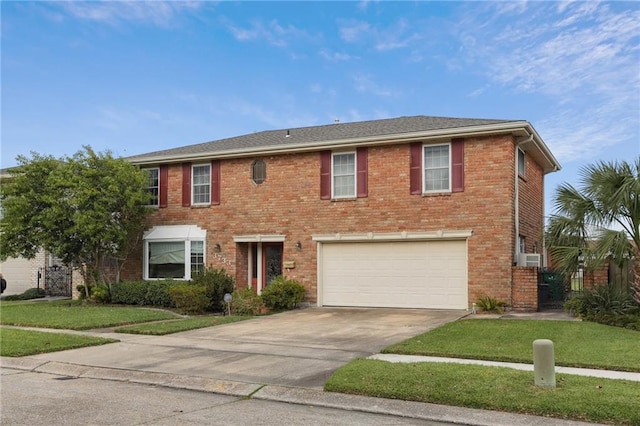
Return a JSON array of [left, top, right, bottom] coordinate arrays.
[[546, 157, 639, 303]]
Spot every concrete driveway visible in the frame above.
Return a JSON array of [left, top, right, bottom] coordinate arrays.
[[25, 307, 467, 389]]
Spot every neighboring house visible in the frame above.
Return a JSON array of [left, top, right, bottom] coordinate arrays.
[[123, 115, 560, 311], [0, 168, 75, 297]]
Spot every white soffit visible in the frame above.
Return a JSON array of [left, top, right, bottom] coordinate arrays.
[[144, 225, 206, 240], [233, 234, 286, 243], [312, 230, 473, 242]]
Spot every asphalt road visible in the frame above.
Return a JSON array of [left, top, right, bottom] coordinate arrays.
[[1, 369, 450, 426]]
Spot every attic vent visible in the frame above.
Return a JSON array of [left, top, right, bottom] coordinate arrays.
[[252, 160, 266, 184]]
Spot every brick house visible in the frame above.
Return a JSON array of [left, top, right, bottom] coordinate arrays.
[[124, 116, 560, 311]]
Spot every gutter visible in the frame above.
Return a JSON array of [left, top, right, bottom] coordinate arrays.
[[514, 133, 534, 264]]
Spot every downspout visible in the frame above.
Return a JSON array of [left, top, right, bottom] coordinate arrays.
[[514, 134, 534, 264]]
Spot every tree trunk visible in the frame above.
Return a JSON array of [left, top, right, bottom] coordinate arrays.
[[633, 250, 640, 305]]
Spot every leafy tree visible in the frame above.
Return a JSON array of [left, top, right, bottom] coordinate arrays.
[[0, 147, 151, 297], [545, 158, 639, 303]]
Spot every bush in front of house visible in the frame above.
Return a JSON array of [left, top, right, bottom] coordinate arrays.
[[475, 295, 509, 314], [110, 280, 178, 307], [168, 284, 209, 315], [191, 267, 235, 312], [261, 276, 305, 311], [2, 287, 46, 301], [110, 281, 148, 305], [564, 284, 640, 330], [230, 288, 264, 316], [91, 285, 111, 304], [144, 280, 179, 307]]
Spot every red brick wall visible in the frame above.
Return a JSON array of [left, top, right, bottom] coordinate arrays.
[[512, 266, 539, 311], [121, 135, 546, 310], [518, 149, 544, 255]]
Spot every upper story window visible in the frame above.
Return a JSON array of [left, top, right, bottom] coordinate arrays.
[[423, 144, 451, 193], [332, 152, 356, 198], [144, 167, 160, 207], [192, 164, 211, 205], [519, 235, 526, 253], [518, 149, 526, 177], [252, 160, 266, 184]]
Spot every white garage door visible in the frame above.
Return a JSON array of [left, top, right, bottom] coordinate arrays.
[[320, 240, 467, 309], [0, 257, 35, 295]]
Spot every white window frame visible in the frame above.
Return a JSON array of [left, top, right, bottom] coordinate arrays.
[[143, 225, 206, 281], [144, 167, 160, 207], [423, 143, 451, 193], [519, 235, 526, 253], [518, 148, 526, 177], [331, 151, 356, 199], [192, 164, 211, 205]]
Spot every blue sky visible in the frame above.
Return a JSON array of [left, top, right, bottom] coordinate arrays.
[[2, 1, 639, 213]]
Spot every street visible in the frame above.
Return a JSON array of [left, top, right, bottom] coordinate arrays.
[[1, 369, 449, 425]]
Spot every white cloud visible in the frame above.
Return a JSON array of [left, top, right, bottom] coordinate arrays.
[[318, 49, 355, 62], [225, 18, 313, 48], [53, 1, 202, 26], [338, 18, 421, 52], [351, 73, 396, 97], [454, 1, 640, 163]]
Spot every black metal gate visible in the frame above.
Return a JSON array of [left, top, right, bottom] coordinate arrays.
[[40, 265, 73, 297]]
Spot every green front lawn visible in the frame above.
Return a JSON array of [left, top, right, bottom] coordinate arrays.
[[326, 319, 640, 425], [384, 319, 640, 372], [0, 300, 179, 330], [0, 328, 117, 357], [115, 315, 250, 335], [325, 360, 640, 425]]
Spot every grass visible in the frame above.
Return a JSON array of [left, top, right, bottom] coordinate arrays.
[[325, 360, 640, 425], [115, 315, 250, 335], [0, 300, 179, 330], [383, 319, 640, 372], [0, 328, 117, 357], [0, 300, 254, 356]]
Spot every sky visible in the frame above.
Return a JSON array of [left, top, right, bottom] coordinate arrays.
[[2, 0, 639, 215]]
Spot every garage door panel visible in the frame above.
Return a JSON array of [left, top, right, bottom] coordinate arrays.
[[321, 241, 467, 309]]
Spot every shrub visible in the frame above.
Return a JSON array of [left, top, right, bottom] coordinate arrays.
[[76, 284, 93, 300], [261, 276, 305, 311], [110, 281, 148, 305], [565, 285, 637, 317], [191, 268, 235, 312], [3, 287, 46, 301], [168, 285, 209, 315], [475, 295, 508, 314], [91, 285, 111, 304], [230, 288, 264, 316], [145, 280, 179, 307]]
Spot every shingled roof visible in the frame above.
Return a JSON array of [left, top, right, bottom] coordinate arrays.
[[125, 115, 559, 172], [127, 116, 509, 159]]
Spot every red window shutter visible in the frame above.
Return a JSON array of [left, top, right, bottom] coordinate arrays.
[[211, 159, 220, 205], [320, 151, 331, 200], [182, 163, 191, 207], [356, 147, 368, 198], [451, 138, 464, 193], [409, 143, 422, 195], [159, 165, 168, 208]]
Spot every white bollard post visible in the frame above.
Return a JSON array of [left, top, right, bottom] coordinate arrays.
[[533, 339, 556, 388]]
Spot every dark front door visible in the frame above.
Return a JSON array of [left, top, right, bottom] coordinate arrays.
[[263, 243, 283, 287]]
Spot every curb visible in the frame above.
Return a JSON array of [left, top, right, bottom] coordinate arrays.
[[2, 358, 598, 426]]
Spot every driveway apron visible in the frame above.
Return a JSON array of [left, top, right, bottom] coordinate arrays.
[[24, 308, 467, 389]]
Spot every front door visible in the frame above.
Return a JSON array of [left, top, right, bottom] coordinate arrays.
[[251, 242, 283, 293], [263, 243, 283, 286]]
